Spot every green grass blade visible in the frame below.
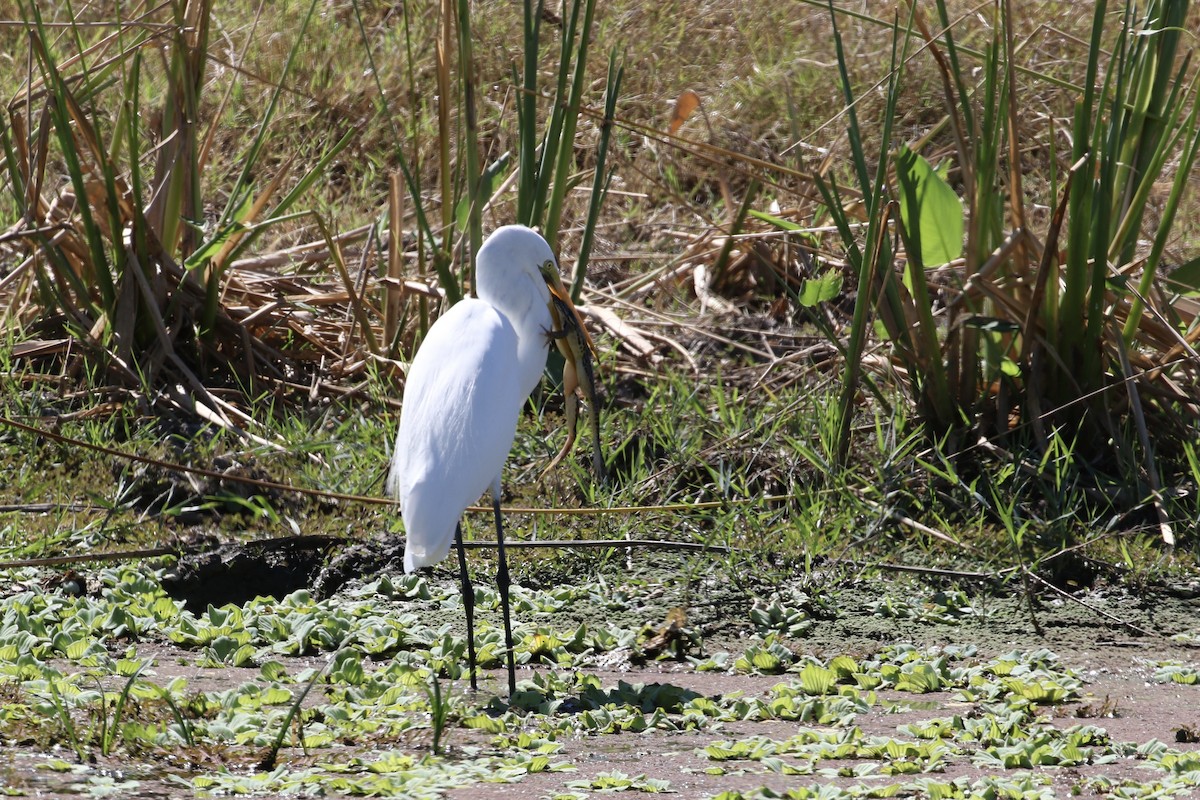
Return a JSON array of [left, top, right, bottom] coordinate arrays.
[[571, 50, 623, 301], [220, 128, 358, 268], [543, 0, 598, 250], [517, 0, 544, 224], [26, 12, 116, 309], [826, 0, 870, 196], [210, 0, 317, 245], [829, 6, 910, 463], [456, 0, 483, 282], [1123, 79, 1200, 341], [530, 0, 585, 230], [348, 0, 452, 304]]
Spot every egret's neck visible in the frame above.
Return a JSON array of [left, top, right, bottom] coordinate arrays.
[[478, 271, 552, 398]]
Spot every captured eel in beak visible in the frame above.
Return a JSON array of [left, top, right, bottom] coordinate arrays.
[[542, 281, 604, 480]]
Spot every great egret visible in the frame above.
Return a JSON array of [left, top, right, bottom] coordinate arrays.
[[387, 225, 598, 696]]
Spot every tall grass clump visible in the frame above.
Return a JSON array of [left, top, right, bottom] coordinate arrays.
[[0, 0, 622, 422], [1, 0, 353, 415], [814, 0, 1200, 541]]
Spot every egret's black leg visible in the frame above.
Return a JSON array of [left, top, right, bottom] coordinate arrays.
[[493, 495, 517, 697], [454, 522, 478, 692]]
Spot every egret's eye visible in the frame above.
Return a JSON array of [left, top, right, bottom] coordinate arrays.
[[538, 259, 557, 282]]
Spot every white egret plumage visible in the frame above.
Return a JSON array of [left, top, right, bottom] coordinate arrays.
[[387, 224, 598, 695]]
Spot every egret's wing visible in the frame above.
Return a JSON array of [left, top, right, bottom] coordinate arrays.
[[390, 299, 522, 571]]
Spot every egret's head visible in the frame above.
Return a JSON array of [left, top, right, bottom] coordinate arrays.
[[475, 225, 596, 357], [538, 258, 565, 295], [476, 225, 554, 310], [536, 257, 569, 312]]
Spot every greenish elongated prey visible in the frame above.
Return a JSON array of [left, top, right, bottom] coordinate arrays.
[[543, 289, 605, 480]]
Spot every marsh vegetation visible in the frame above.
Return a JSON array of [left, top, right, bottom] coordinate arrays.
[[0, 0, 1199, 796]]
